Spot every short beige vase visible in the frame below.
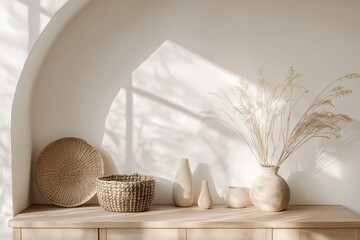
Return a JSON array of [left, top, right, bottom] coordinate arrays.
[[250, 166, 290, 212], [173, 158, 194, 207], [224, 186, 251, 208], [198, 180, 212, 209]]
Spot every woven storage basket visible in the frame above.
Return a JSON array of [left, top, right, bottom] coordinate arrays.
[[96, 174, 156, 212]]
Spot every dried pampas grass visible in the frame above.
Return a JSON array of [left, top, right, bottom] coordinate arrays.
[[202, 67, 360, 167]]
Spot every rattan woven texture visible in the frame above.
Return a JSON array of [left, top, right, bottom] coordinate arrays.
[[97, 174, 155, 212], [35, 137, 104, 207]]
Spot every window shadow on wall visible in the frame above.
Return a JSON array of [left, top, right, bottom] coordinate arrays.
[[102, 39, 360, 205], [102, 40, 257, 204], [17, 0, 65, 51], [1, 0, 67, 237]]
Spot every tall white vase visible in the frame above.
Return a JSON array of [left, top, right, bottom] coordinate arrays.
[[198, 180, 212, 209], [173, 158, 194, 207], [250, 166, 290, 212]]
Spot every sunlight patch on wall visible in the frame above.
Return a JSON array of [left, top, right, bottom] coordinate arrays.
[[101, 89, 127, 173], [40, 0, 69, 14], [318, 159, 342, 180], [0, 1, 29, 237], [39, 0, 69, 31], [40, 12, 51, 31], [102, 40, 259, 203], [0, 0, 68, 237]]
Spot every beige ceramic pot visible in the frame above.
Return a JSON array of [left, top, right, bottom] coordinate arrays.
[[250, 166, 290, 212], [224, 186, 251, 208]]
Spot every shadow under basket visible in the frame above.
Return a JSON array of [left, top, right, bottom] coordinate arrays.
[[96, 174, 156, 213]]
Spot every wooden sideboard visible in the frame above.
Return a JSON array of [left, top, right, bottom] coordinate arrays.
[[9, 204, 360, 240]]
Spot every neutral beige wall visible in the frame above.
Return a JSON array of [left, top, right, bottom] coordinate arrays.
[[0, 1, 69, 238], [27, 0, 360, 213], [11, 0, 91, 216], [6, 2, 360, 236]]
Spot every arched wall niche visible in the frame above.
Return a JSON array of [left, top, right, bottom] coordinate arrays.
[[12, 0, 360, 214], [11, 0, 91, 214]]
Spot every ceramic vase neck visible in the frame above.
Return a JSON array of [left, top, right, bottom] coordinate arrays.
[[180, 158, 189, 165], [261, 166, 279, 175]]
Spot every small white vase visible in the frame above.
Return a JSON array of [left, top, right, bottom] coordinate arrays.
[[224, 186, 251, 208], [173, 158, 194, 207], [250, 166, 290, 212], [198, 180, 212, 209]]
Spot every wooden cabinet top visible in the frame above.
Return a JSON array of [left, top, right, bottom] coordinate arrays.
[[9, 204, 360, 229]]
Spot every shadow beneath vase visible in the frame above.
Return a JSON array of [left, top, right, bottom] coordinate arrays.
[[193, 163, 222, 204]]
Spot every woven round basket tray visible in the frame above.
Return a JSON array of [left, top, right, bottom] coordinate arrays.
[[35, 137, 104, 207], [96, 174, 156, 212]]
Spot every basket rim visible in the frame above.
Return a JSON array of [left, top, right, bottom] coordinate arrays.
[[97, 173, 156, 183]]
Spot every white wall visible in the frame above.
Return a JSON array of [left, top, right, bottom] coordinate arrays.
[[0, 1, 68, 239], [5, 2, 360, 239], [28, 0, 360, 213]]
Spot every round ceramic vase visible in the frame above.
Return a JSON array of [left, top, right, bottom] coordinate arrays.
[[250, 166, 290, 212], [224, 186, 251, 208], [173, 158, 194, 207]]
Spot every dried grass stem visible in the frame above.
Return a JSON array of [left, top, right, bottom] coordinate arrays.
[[202, 68, 359, 167]]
